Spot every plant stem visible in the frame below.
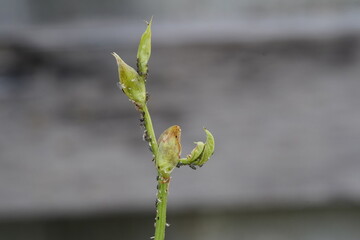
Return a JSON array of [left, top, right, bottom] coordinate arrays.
[[142, 104, 169, 240], [178, 158, 193, 165], [155, 180, 169, 240], [143, 105, 158, 157]]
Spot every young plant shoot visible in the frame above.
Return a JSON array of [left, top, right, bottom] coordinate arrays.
[[112, 18, 215, 240]]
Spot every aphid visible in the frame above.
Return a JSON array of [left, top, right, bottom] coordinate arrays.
[[140, 121, 145, 127], [139, 115, 145, 127], [143, 131, 151, 142], [134, 102, 142, 111], [189, 164, 197, 170], [143, 130, 148, 141], [136, 60, 140, 72]]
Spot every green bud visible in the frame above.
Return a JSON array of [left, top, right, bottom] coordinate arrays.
[[157, 125, 182, 178], [196, 128, 215, 166], [112, 52, 146, 108], [137, 17, 152, 77]]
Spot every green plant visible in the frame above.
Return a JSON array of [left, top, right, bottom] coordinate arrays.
[[112, 18, 215, 240]]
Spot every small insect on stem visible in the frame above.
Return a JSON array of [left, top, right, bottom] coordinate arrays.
[[143, 130, 151, 142], [176, 162, 184, 168], [140, 121, 145, 127], [189, 164, 197, 170]]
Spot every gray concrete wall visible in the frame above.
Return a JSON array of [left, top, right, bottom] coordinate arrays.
[[0, 21, 360, 216], [1, 1, 360, 239], [1, 0, 360, 25]]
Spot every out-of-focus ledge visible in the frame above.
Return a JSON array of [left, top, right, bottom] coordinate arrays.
[[1, 11, 360, 50]]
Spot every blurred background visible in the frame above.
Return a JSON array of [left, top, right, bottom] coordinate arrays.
[[1, 0, 360, 239]]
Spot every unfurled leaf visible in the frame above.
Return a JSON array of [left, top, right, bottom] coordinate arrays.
[[178, 128, 215, 168], [178, 142, 205, 166], [193, 128, 215, 166]]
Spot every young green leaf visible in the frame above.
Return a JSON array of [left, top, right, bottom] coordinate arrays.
[[195, 128, 215, 166], [112, 52, 146, 108], [157, 125, 182, 178], [178, 142, 205, 165], [137, 17, 152, 77]]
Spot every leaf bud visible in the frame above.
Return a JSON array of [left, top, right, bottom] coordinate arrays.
[[137, 17, 152, 77], [156, 125, 182, 178], [112, 52, 146, 108]]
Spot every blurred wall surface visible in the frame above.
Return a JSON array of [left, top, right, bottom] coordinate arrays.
[[1, 0, 360, 24], [1, 0, 360, 239]]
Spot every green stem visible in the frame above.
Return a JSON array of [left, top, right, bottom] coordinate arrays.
[[155, 179, 169, 240], [178, 158, 193, 165], [142, 104, 169, 240], [143, 105, 158, 158]]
